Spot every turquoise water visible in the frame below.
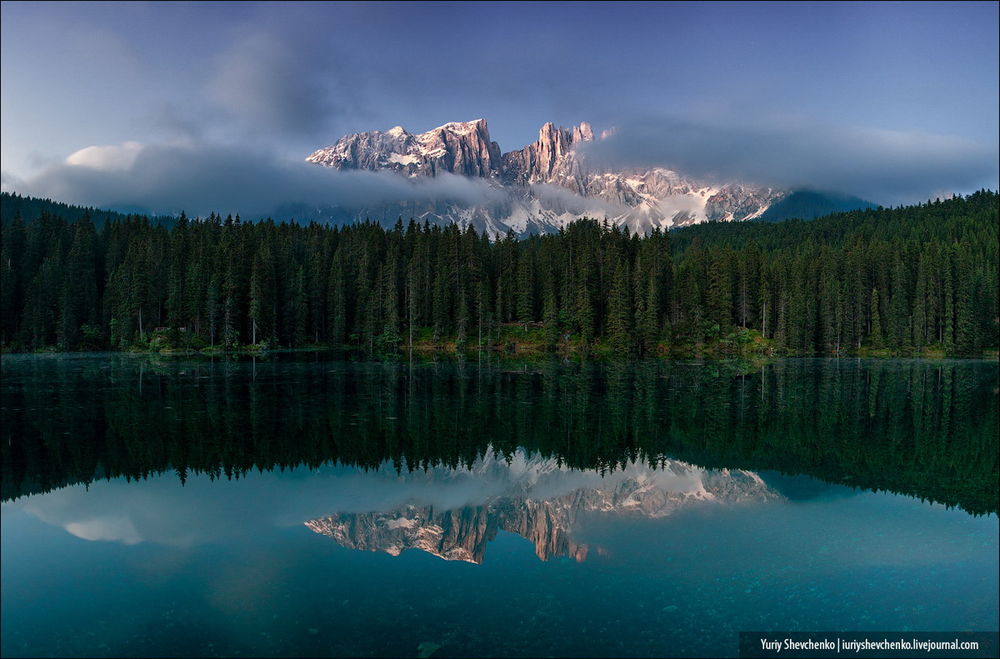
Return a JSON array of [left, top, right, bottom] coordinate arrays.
[[1, 355, 997, 657]]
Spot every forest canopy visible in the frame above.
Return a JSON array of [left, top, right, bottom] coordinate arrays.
[[1, 190, 997, 356]]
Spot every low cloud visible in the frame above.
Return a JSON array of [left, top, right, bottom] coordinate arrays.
[[581, 114, 999, 205], [9, 140, 507, 219], [529, 182, 627, 217], [0, 171, 24, 191]]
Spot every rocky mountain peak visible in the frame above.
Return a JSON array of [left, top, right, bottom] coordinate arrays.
[[501, 121, 595, 185], [573, 121, 595, 143], [304, 117, 790, 234], [306, 118, 502, 179], [435, 118, 489, 135]]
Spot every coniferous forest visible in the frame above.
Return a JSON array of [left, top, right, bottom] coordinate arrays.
[[1, 189, 997, 356]]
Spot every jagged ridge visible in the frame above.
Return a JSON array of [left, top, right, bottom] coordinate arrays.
[[306, 119, 786, 235]]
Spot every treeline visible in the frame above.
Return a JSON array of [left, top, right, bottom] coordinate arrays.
[[3, 356, 996, 514], [1, 190, 997, 355], [0, 192, 175, 230]]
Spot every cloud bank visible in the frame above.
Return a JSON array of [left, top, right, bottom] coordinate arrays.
[[581, 114, 998, 205], [4, 112, 996, 218], [6, 140, 507, 219]]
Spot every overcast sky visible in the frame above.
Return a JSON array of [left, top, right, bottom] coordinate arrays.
[[2, 1, 997, 212]]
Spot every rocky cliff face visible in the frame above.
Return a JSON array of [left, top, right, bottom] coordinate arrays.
[[307, 119, 503, 179], [501, 121, 594, 184], [305, 118, 786, 235], [305, 455, 780, 563]]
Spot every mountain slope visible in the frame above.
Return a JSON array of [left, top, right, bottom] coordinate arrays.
[[757, 189, 876, 222]]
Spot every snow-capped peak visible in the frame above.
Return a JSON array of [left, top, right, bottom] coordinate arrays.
[[304, 118, 787, 236]]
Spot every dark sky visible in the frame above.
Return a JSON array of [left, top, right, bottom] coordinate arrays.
[[2, 1, 997, 213]]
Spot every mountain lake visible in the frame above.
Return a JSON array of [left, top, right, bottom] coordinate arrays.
[[1, 354, 997, 657]]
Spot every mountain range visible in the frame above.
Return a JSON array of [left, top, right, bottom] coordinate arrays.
[[304, 118, 872, 235]]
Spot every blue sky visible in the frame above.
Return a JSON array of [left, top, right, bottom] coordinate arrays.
[[2, 1, 997, 211]]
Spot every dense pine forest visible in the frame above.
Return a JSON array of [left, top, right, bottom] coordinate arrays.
[[1, 190, 997, 356]]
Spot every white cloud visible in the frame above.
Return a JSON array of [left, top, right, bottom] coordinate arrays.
[[65, 141, 145, 171]]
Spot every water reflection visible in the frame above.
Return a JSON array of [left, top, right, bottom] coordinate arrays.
[[11, 448, 780, 556], [1, 355, 997, 658], [1, 355, 997, 515], [305, 453, 779, 563]]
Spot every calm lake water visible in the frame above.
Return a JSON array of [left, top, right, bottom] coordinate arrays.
[[1, 354, 997, 657]]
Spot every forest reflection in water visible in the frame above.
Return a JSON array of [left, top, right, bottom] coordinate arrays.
[[2, 354, 996, 516]]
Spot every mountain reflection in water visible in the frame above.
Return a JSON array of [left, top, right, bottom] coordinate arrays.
[[305, 453, 778, 563]]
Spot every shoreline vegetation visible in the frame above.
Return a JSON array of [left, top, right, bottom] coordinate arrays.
[[2, 190, 997, 359], [5, 325, 997, 360]]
